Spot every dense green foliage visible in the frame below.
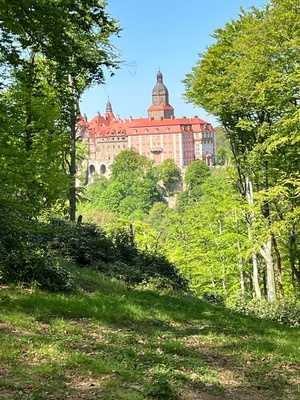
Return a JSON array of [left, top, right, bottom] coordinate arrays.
[[82, 149, 168, 220], [183, 0, 300, 302], [226, 296, 300, 327], [0, 216, 189, 292], [215, 126, 231, 165], [0, 0, 120, 220]]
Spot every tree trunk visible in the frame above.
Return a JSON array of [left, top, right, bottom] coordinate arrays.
[[68, 73, 77, 222], [272, 233, 284, 299], [252, 251, 261, 298], [25, 50, 36, 152], [245, 176, 261, 298], [260, 237, 276, 301], [289, 229, 300, 290]]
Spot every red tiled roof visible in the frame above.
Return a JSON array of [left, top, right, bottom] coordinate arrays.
[[84, 112, 214, 139], [147, 104, 174, 111]]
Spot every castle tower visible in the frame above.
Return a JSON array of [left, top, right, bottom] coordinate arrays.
[[105, 98, 115, 119], [148, 70, 174, 120]]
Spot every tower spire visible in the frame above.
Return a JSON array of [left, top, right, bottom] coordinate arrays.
[[106, 97, 112, 113], [148, 70, 174, 120]]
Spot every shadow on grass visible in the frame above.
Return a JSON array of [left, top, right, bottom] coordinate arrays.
[[1, 286, 300, 399]]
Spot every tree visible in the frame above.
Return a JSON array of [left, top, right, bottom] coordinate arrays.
[[183, 0, 300, 300], [177, 159, 211, 209], [110, 148, 155, 181], [184, 160, 210, 189], [215, 126, 231, 165], [82, 149, 164, 220], [157, 158, 181, 195], [0, 61, 71, 217], [164, 171, 248, 297], [0, 0, 121, 220]]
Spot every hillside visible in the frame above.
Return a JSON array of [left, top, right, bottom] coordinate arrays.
[[0, 269, 299, 400]]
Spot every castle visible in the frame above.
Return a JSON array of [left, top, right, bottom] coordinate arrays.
[[79, 71, 216, 176]]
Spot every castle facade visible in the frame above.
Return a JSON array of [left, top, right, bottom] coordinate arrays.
[[79, 71, 216, 176]]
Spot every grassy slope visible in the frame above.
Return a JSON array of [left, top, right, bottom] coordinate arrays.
[[0, 269, 299, 400]]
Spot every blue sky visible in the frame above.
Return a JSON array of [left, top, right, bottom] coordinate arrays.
[[80, 0, 266, 127]]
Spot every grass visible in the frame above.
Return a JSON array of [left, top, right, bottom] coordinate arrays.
[[0, 269, 300, 399]]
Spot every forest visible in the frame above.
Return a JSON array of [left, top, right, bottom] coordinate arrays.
[[1, 0, 300, 322]]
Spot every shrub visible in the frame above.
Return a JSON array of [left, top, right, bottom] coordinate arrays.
[[1, 248, 75, 292], [225, 295, 300, 327], [47, 219, 114, 266], [1, 216, 189, 293]]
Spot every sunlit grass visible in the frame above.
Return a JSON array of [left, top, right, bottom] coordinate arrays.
[[0, 270, 300, 399]]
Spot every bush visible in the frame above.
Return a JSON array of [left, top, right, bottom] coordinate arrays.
[[0, 217, 78, 292], [225, 295, 300, 327], [46, 219, 114, 266], [1, 248, 75, 292], [1, 217, 189, 293], [91, 253, 189, 292], [202, 292, 224, 304]]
